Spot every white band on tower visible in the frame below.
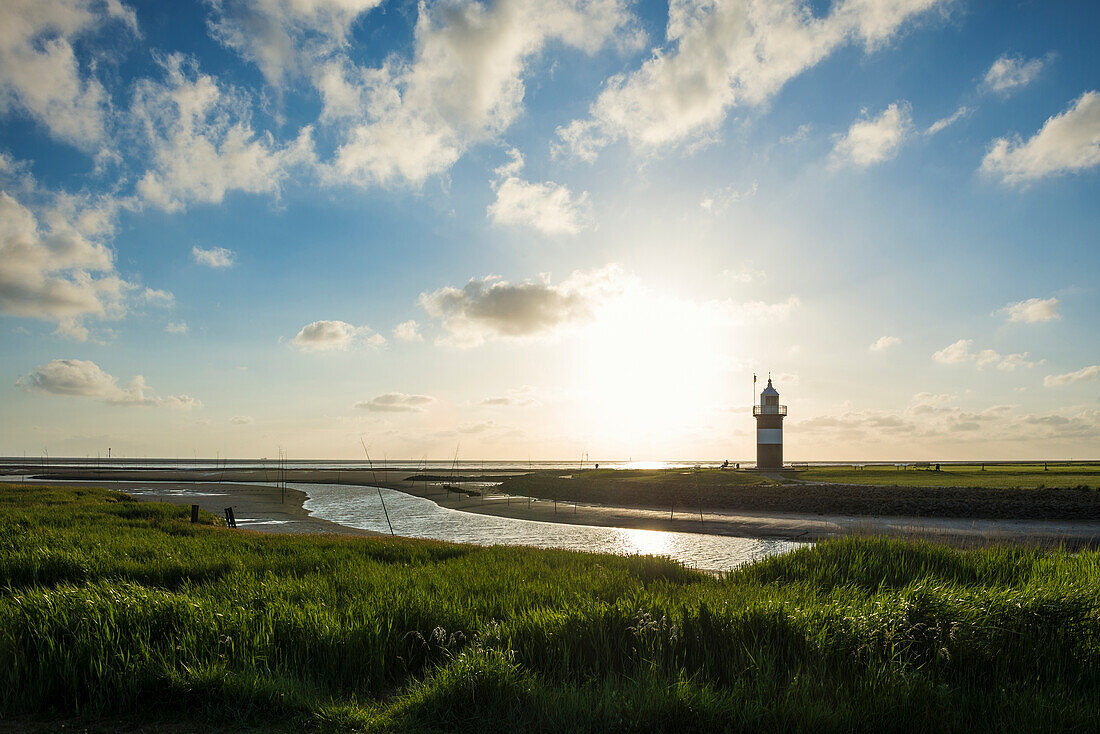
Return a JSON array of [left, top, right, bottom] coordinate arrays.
[[757, 428, 782, 445]]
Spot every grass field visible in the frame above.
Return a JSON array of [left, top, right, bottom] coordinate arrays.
[[2, 484, 1099, 732], [496, 467, 1100, 521], [795, 463, 1100, 489]]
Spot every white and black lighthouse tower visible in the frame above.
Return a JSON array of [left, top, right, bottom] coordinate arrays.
[[754, 376, 786, 469]]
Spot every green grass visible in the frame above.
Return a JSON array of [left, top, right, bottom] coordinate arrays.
[[496, 467, 1100, 521], [2, 484, 1099, 732], [796, 463, 1100, 489], [496, 469, 773, 509]]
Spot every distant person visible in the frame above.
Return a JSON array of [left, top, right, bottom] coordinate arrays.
[[935, 464, 940, 471], [721, 459, 729, 470], [594, 463, 599, 470]]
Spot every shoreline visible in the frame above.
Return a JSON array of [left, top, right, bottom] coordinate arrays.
[[385, 477, 1100, 549], [0, 479, 382, 537], [8, 474, 1100, 549]]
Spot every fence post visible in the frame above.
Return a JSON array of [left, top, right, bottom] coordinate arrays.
[[191, 504, 199, 523]]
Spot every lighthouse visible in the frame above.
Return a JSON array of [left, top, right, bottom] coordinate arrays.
[[754, 377, 786, 469]]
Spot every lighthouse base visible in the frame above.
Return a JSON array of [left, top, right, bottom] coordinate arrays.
[[756, 444, 783, 469]]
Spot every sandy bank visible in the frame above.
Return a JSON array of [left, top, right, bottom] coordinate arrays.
[[3, 478, 381, 537]]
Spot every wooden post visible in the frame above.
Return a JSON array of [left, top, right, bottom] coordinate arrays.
[[191, 504, 199, 523], [224, 507, 237, 528]]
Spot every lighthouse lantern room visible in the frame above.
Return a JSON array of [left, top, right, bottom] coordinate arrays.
[[753, 377, 786, 469]]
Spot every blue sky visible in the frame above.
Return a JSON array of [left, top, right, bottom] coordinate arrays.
[[1, 0, 1097, 461]]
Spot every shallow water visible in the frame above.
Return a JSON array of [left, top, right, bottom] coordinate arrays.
[[297, 483, 802, 572]]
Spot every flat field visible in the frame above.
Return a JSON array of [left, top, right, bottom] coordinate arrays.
[[2, 484, 1099, 732], [796, 463, 1100, 489], [496, 467, 1100, 521]]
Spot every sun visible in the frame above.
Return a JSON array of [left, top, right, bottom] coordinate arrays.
[[572, 284, 740, 454]]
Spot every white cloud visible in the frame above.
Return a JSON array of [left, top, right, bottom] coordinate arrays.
[[997, 296, 1060, 324], [983, 54, 1045, 95], [779, 123, 812, 144], [700, 181, 757, 212], [932, 339, 1038, 371], [206, 0, 384, 88], [797, 394, 1100, 444], [722, 296, 801, 323], [558, 0, 946, 158], [1044, 365, 1100, 387], [419, 265, 626, 347], [926, 105, 970, 135], [140, 287, 174, 306], [481, 385, 539, 407], [230, 415, 254, 424], [355, 392, 435, 412], [994, 352, 1038, 371], [392, 319, 423, 343], [933, 339, 973, 364], [325, 0, 638, 186], [132, 54, 315, 212], [981, 91, 1100, 183], [0, 189, 130, 335], [165, 321, 188, 334], [54, 318, 91, 342], [869, 335, 901, 351], [18, 358, 200, 408], [290, 319, 385, 351], [191, 245, 236, 268], [832, 102, 912, 166], [487, 149, 591, 235], [721, 266, 766, 283], [0, 0, 136, 150]]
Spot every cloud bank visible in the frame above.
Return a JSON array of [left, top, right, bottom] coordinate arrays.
[[1044, 365, 1099, 387], [982, 91, 1100, 183], [487, 149, 591, 235], [291, 319, 385, 351], [983, 54, 1045, 95], [558, 0, 947, 159], [0, 190, 129, 338], [323, 0, 638, 186], [932, 339, 1037, 371], [998, 296, 1059, 324], [192, 245, 236, 268], [832, 102, 911, 166], [18, 358, 199, 408], [355, 392, 435, 412], [419, 265, 625, 347], [869, 335, 901, 352]]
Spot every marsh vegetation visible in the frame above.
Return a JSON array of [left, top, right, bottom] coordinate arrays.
[[496, 465, 1100, 522], [2, 484, 1099, 732]]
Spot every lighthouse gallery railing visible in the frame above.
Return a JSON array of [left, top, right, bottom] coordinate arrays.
[[753, 405, 787, 416]]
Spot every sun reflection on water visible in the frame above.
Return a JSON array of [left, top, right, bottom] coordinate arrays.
[[620, 461, 672, 470], [618, 527, 672, 556]]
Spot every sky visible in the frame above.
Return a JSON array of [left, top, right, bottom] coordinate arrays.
[[1, 0, 1098, 462]]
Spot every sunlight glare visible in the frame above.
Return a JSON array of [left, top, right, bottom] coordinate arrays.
[[619, 528, 672, 557], [574, 284, 741, 454]]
